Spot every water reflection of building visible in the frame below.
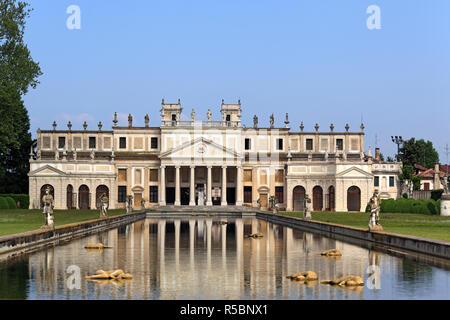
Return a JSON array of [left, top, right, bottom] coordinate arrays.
[[15, 218, 438, 299]]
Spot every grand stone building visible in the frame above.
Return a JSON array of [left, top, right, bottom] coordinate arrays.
[[28, 99, 394, 212]]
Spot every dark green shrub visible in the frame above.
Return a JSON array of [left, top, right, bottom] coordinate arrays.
[[402, 193, 408, 199], [381, 198, 440, 215], [0, 198, 8, 209], [5, 197, 17, 209], [0, 194, 29, 209], [431, 189, 444, 201]]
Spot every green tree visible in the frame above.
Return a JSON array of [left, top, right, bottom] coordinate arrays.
[[398, 164, 421, 195], [398, 138, 439, 169], [0, 0, 42, 193]]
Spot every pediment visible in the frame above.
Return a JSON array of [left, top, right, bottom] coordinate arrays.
[[160, 137, 241, 160], [336, 166, 372, 178], [29, 165, 66, 177]]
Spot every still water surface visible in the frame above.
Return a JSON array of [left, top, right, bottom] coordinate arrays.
[[0, 217, 449, 299]]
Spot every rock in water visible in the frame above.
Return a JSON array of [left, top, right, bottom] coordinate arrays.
[[320, 275, 364, 286], [286, 271, 318, 281], [86, 269, 132, 281], [320, 249, 342, 256]]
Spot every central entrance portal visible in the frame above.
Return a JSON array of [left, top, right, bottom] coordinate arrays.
[[227, 188, 236, 205], [180, 188, 190, 205]]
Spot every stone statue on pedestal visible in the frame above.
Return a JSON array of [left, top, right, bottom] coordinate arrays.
[[441, 176, 449, 195], [198, 189, 205, 206], [191, 109, 196, 121], [270, 114, 274, 128], [126, 195, 133, 214], [207, 109, 212, 121], [368, 189, 382, 231], [304, 194, 312, 220], [253, 115, 258, 129], [141, 198, 146, 211], [99, 193, 109, 218], [41, 187, 54, 229]]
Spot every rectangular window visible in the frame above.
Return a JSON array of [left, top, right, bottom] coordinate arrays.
[[119, 137, 127, 149], [149, 186, 158, 203], [89, 137, 96, 149], [151, 137, 158, 149], [424, 183, 430, 191], [245, 138, 251, 150], [336, 139, 343, 151], [389, 176, 395, 187], [306, 139, 313, 151], [244, 186, 252, 203], [275, 186, 284, 204], [118, 186, 127, 203], [374, 176, 379, 187], [58, 137, 66, 149], [276, 139, 283, 151]]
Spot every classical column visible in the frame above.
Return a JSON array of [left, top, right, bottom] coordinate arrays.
[[221, 166, 227, 206], [159, 165, 166, 206], [206, 166, 212, 206], [175, 165, 181, 206], [236, 165, 243, 206], [189, 166, 196, 206]]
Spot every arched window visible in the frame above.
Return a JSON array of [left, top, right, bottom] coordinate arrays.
[[347, 186, 361, 212], [293, 186, 306, 212], [313, 186, 323, 211], [78, 185, 90, 210]]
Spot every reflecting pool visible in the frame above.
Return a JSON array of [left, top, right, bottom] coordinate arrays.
[[0, 217, 449, 299]]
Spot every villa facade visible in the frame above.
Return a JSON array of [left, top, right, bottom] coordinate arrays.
[[28, 99, 397, 212]]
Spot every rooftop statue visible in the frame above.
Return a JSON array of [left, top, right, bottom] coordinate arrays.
[[191, 109, 196, 121], [207, 109, 212, 121], [270, 114, 274, 128], [253, 115, 258, 128]]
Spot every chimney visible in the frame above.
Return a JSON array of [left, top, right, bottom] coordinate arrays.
[[375, 148, 381, 161]]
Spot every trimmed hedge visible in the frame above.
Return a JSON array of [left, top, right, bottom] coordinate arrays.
[[5, 197, 17, 209], [0, 198, 8, 209], [381, 198, 441, 215], [0, 194, 29, 209]]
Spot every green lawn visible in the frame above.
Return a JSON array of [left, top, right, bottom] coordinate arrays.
[[0, 209, 126, 237], [280, 211, 450, 242]]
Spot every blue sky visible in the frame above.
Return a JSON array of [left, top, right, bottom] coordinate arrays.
[[22, 0, 450, 161]]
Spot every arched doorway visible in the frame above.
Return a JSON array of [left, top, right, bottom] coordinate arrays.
[[40, 184, 54, 208], [313, 186, 323, 211], [347, 186, 361, 212], [67, 185, 74, 209], [328, 186, 335, 212], [293, 186, 306, 212], [78, 185, 90, 210], [96, 185, 109, 209]]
